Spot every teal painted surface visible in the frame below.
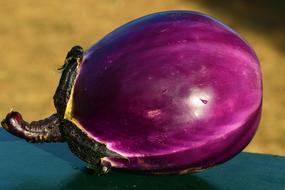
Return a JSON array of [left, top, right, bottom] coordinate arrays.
[[0, 129, 284, 190]]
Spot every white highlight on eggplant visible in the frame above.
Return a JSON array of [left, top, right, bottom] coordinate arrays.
[[186, 87, 213, 119]]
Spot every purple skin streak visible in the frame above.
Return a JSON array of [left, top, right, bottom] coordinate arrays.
[[69, 11, 262, 173]]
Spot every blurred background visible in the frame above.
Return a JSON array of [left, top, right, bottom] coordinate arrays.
[[0, 0, 284, 155]]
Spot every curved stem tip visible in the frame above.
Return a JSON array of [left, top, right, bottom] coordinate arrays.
[[1, 111, 64, 143]]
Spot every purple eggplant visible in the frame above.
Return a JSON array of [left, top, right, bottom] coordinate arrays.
[[1, 11, 262, 175]]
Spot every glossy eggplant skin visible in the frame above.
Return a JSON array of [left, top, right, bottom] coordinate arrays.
[[67, 11, 262, 173]]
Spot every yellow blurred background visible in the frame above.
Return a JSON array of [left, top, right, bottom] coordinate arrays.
[[0, 1, 284, 155]]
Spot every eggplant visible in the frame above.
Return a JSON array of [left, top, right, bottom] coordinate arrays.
[[1, 11, 262, 175]]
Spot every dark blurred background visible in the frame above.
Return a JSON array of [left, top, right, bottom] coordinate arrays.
[[0, 0, 284, 155]]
